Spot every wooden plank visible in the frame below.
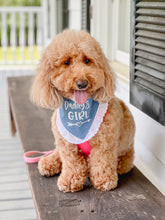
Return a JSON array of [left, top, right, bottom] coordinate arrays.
[[1, 149, 23, 156], [0, 74, 35, 220], [137, 8, 165, 17], [135, 64, 165, 80], [135, 43, 165, 57], [0, 209, 36, 220], [135, 30, 165, 41], [135, 70, 165, 89], [135, 50, 165, 65], [8, 76, 165, 220], [0, 167, 27, 176], [1, 12, 7, 63], [0, 199, 35, 211], [0, 161, 25, 169], [135, 57, 165, 73], [136, 23, 165, 33], [0, 189, 32, 200], [0, 154, 24, 164], [135, 77, 165, 96], [10, 12, 17, 63], [19, 12, 25, 63], [36, 11, 43, 57], [136, 16, 165, 25], [136, 2, 165, 9], [28, 12, 34, 62], [0, 138, 20, 146], [0, 181, 31, 192], [135, 37, 165, 50], [0, 174, 28, 184]]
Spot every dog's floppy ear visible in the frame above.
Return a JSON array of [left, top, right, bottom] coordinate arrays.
[[31, 54, 63, 109], [94, 57, 116, 103]]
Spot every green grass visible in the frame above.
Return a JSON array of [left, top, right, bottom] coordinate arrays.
[[0, 45, 41, 62]]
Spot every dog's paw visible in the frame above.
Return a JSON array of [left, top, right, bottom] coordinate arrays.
[[90, 172, 118, 191], [38, 153, 62, 177], [57, 173, 85, 192]]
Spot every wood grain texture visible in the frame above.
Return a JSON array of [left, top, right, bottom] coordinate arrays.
[[8, 76, 165, 220]]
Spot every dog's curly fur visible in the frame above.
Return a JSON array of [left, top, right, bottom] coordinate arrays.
[[31, 30, 135, 192]]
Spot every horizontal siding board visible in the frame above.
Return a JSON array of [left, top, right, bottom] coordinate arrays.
[[0, 174, 28, 183], [135, 71, 165, 89], [135, 43, 165, 57], [135, 77, 165, 96], [0, 199, 35, 211], [137, 8, 165, 17], [135, 57, 165, 73], [135, 50, 165, 65], [136, 23, 165, 33], [0, 153, 25, 162], [136, 2, 165, 9], [135, 37, 165, 49], [135, 30, 165, 41], [0, 167, 28, 176], [0, 181, 31, 191], [2, 150, 23, 156], [0, 209, 36, 220], [0, 189, 32, 201], [0, 161, 25, 169], [135, 64, 165, 80], [136, 16, 165, 25]]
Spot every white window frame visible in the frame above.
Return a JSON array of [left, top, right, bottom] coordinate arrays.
[[115, 50, 130, 66], [113, 0, 130, 66], [90, 0, 130, 66], [68, 0, 81, 30]]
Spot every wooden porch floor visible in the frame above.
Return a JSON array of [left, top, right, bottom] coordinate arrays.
[[0, 69, 36, 220]]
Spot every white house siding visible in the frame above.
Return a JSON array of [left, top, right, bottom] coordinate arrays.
[[68, 0, 81, 30]]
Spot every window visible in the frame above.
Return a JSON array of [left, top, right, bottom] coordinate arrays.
[[81, 0, 91, 32], [115, 0, 130, 66]]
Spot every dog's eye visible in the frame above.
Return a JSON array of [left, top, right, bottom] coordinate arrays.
[[84, 58, 91, 64], [64, 59, 70, 65]]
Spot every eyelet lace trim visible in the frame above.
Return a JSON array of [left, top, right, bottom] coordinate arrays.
[[56, 102, 108, 144]]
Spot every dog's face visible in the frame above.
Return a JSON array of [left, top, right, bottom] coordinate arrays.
[[31, 30, 115, 109]]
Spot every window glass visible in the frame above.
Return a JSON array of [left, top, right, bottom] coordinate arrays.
[[117, 0, 130, 53]]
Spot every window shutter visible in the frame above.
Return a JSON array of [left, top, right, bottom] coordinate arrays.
[[81, 0, 91, 32], [130, 0, 165, 126], [55, 0, 69, 34], [55, 0, 63, 34], [62, 0, 69, 30]]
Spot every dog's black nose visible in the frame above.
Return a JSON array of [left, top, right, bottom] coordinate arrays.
[[76, 80, 88, 89]]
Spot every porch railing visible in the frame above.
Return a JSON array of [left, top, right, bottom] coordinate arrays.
[[0, 0, 58, 65], [0, 6, 44, 64]]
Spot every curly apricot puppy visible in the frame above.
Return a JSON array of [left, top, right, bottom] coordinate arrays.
[[31, 30, 135, 192]]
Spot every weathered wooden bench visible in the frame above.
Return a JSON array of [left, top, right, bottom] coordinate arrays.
[[8, 75, 165, 220]]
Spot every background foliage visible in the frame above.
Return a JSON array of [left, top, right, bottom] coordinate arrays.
[[0, 0, 40, 6]]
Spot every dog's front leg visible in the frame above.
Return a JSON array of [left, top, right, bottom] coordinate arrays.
[[57, 143, 88, 192], [52, 112, 88, 192], [89, 144, 118, 191], [88, 101, 123, 191], [89, 143, 118, 191]]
